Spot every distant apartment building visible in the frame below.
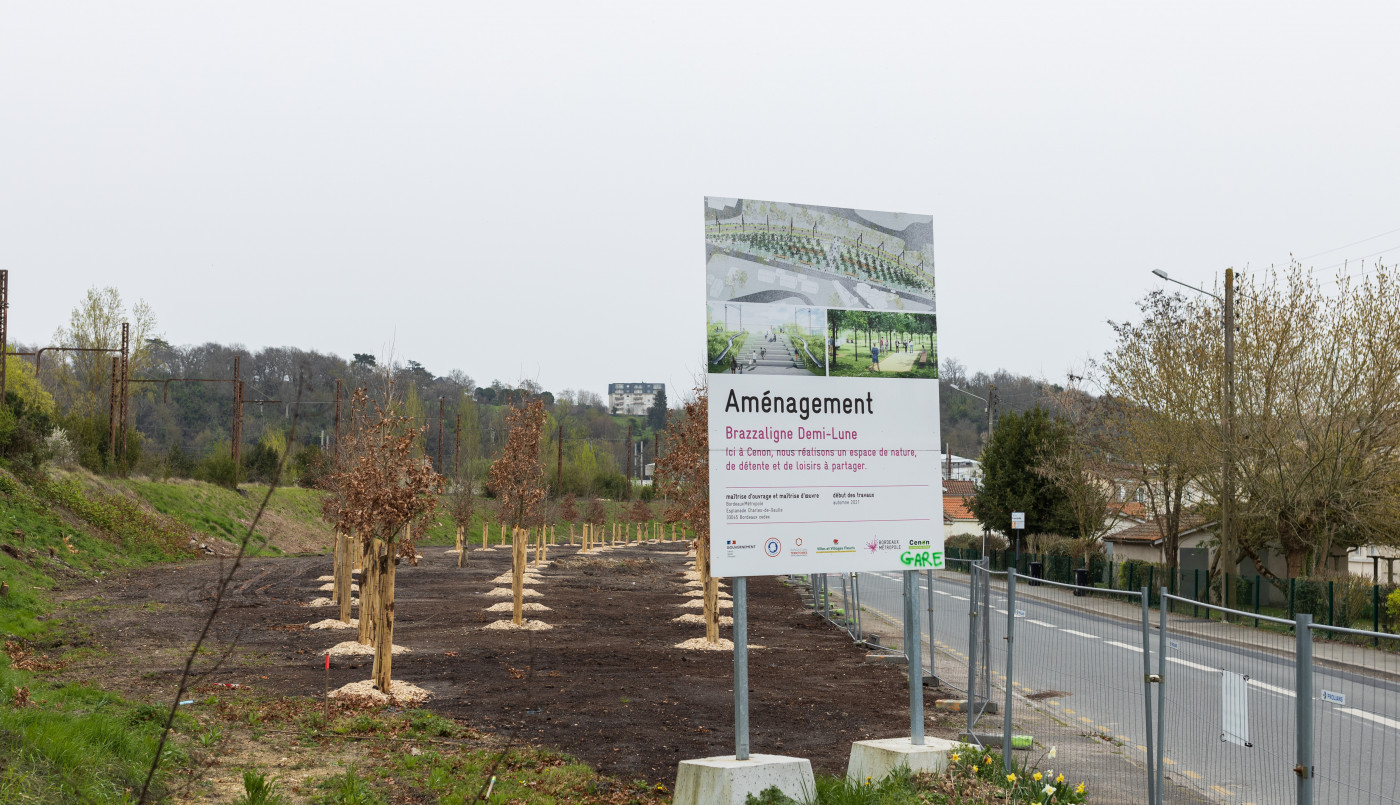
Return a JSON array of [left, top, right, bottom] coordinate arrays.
[[608, 382, 664, 416]]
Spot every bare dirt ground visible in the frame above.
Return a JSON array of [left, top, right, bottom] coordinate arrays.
[[52, 539, 963, 785]]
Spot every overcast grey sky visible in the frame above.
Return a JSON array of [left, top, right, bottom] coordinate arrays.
[[4, 2, 1398, 401]]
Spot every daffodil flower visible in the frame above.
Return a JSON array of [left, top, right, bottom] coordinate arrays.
[[1007, 773, 1017, 783], [1033, 772, 1043, 782], [1048, 746, 1057, 759], [1042, 783, 1056, 798], [951, 753, 960, 763], [984, 755, 992, 765], [1056, 774, 1065, 784], [1076, 782, 1086, 795]]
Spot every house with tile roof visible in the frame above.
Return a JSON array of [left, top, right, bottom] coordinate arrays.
[[1102, 514, 1218, 564], [943, 479, 982, 540]]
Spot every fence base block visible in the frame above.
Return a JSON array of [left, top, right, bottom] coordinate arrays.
[[845, 737, 957, 783], [673, 754, 815, 805]]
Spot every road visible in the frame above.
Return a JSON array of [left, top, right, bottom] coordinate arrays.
[[841, 569, 1400, 805]]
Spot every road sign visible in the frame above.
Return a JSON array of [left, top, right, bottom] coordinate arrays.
[[1011, 512, 1025, 530]]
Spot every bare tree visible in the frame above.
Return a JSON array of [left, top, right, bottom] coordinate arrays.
[[488, 399, 548, 624], [655, 386, 719, 642], [325, 383, 442, 693]]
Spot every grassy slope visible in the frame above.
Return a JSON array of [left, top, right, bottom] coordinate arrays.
[[0, 466, 201, 802]]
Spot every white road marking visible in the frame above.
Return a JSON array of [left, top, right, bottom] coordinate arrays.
[[1025, 619, 1058, 628], [1248, 679, 1296, 698], [951, 595, 968, 601], [1059, 629, 1099, 639], [934, 590, 951, 596], [1166, 657, 1217, 673], [1338, 708, 1400, 730], [1105, 640, 1144, 653]]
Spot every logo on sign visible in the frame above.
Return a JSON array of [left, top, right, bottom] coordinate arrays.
[[1321, 690, 1346, 705], [764, 538, 782, 557]]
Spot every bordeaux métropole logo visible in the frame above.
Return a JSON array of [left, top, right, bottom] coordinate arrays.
[[764, 538, 782, 557]]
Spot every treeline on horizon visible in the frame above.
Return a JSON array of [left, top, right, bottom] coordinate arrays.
[[6, 333, 673, 500]]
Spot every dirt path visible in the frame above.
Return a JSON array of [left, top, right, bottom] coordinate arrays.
[[53, 540, 963, 784]]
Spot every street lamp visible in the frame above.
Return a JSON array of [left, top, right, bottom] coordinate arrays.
[[949, 383, 997, 442], [1151, 268, 1238, 609]]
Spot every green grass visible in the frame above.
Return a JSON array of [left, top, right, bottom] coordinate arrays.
[[119, 477, 330, 556], [0, 464, 209, 803], [0, 657, 197, 802]]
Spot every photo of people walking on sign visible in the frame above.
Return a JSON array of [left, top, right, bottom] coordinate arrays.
[[707, 301, 827, 376], [826, 309, 937, 379], [705, 198, 934, 313]]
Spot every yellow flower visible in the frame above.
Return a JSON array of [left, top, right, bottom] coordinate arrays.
[[951, 753, 960, 763], [1056, 774, 1065, 785], [1007, 773, 1017, 783], [865, 776, 872, 786], [1033, 772, 1042, 782], [1076, 782, 1086, 794], [984, 756, 992, 765]]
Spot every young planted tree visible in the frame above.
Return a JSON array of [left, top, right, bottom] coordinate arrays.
[[655, 386, 718, 643], [326, 387, 442, 693], [449, 488, 475, 569], [487, 399, 548, 625], [320, 388, 371, 625]]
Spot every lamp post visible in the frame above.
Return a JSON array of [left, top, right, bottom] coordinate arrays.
[[1152, 268, 1237, 610], [950, 383, 997, 443]]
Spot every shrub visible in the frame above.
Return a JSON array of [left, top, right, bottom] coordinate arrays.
[[44, 428, 79, 470], [1386, 587, 1400, 630], [196, 443, 239, 489]]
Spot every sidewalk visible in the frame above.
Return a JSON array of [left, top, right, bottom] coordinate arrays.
[[931, 569, 1400, 684]]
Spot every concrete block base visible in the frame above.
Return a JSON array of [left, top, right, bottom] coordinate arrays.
[[846, 737, 958, 783], [673, 754, 815, 805]]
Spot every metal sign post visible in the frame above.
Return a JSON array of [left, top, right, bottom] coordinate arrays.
[[734, 576, 749, 760]]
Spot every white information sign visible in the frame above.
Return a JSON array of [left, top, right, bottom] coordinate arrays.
[[1011, 512, 1025, 530], [704, 197, 942, 576]]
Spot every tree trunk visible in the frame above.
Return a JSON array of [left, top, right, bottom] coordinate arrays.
[[372, 550, 396, 693], [357, 539, 379, 646], [331, 528, 342, 605], [512, 527, 526, 625], [699, 533, 718, 643], [338, 529, 354, 624], [456, 525, 466, 568]]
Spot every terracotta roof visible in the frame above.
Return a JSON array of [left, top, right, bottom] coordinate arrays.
[[1105, 514, 1212, 544], [943, 495, 977, 521], [1109, 501, 1148, 518], [942, 479, 977, 497]]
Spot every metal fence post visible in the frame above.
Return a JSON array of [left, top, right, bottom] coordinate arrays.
[[1156, 587, 1167, 805], [1140, 587, 1156, 805], [734, 576, 749, 760], [967, 563, 979, 739], [840, 574, 851, 634], [845, 574, 856, 644], [925, 568, 935, 685], [1002, 571, 1017, 772], [1295, 613, 1314, 805], [905, 570, 924, 744]]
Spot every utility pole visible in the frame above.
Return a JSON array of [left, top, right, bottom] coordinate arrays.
[[231, 356, 242, 481], [333, 378, 342, 461], [437, 396, 445, 475], [986, 383, 998, 444], [0, 269, 8, 405], [108, 357, 119, 460], [118, 323, 129, 473], [625, 421, 634, 499], [1222, 268, 1237, 609]]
